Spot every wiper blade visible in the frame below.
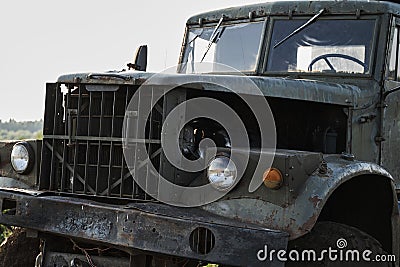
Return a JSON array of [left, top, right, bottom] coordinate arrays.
[[273, 8, 326, 49], [201, 15, 225, 62]]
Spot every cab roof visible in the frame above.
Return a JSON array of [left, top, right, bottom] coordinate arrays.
[[186, 0, 400, 25]]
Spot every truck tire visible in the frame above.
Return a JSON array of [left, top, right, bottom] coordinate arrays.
[[287, 221, 391, 267]]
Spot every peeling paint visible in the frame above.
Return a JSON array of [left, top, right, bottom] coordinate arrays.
[[308, 195, 322, 208]]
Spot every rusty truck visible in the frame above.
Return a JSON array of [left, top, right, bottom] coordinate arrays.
[[0, 0, 399, 266]]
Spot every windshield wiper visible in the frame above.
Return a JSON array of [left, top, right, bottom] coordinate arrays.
[[201, 15, 225, 62], [188, 29, 204, 45], [273, 8, 326, 49]]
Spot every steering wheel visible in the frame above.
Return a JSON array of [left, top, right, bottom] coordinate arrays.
[[308, 53, 367, 72]]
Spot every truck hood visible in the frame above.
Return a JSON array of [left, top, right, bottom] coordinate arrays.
[[57, 71, 360, 107]]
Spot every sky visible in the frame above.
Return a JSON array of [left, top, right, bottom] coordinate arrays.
[[0, 0, 268, 122]]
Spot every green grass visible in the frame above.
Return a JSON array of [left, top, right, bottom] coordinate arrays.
[[0, 225, 12, 245]]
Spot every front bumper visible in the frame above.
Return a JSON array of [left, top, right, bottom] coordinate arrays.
[[0, 189, 288, 266]]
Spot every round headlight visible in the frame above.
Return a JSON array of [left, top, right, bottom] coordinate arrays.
[[207, 156, 237, 191], [10, 142, 34, 174]]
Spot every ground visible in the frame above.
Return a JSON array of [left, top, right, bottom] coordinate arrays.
[[0, 228, 40, 266]]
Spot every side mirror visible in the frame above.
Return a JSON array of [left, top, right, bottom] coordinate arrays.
[[127, 45, 147, 71]]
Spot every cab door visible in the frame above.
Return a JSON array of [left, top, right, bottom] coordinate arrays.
[[382, 17, 400, 189]]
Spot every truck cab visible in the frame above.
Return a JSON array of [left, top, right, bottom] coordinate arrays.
[[0, 1, 399, 266]]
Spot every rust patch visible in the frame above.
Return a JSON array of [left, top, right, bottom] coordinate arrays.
[[56, 211, 112, 239], [300, 213, 319, 234], [118, 231, 134, 244], [308, 195, 322, 208], [265, 209, 279, 224]]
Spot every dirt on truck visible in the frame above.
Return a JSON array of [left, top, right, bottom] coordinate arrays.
[[1, 0, 400, 266]]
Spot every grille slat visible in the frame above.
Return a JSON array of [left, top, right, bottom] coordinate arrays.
[[40, 84, 162, 201], [95, 91, 104, 195], [107, 92, 116, 197], [84, 91, 93, 194], [72, 86, 83, 193], [49, 85, 62, 191]]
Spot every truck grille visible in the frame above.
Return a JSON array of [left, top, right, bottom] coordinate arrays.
[[39, 83, 163, 200]]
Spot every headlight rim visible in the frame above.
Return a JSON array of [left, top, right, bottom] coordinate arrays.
[[10, 141, 35, 175]]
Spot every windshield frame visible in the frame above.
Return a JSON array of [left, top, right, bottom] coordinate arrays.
[[262, 15, 380, 77], [178, 17, 268, 74]]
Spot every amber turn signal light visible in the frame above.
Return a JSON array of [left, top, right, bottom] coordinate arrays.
[[263, 168, 283, 190]]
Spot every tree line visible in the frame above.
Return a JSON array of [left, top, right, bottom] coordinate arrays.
[[0, 119, 43, 140]]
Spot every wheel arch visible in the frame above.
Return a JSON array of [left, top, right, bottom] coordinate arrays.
[[318, 173, 396, 253]]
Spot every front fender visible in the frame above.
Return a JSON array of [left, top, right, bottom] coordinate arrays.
[[202, 154, 396, 240]]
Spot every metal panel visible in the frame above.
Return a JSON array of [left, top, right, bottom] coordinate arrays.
[[0, 140, 41, 188], [0, 190, 288, 267], [382, 85, 400, 188]]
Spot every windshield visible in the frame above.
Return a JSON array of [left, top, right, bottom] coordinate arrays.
[[267, 19, 376, 74], [180, 21, 264, 73]]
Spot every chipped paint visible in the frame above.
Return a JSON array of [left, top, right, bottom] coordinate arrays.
[[308, 195, 322, 208], [57, 212, 112, 239]]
